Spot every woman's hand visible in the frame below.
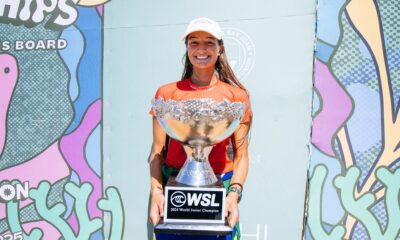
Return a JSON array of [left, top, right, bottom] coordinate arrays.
[[149, 189, 164, 225], [225, 193, 240, 227]]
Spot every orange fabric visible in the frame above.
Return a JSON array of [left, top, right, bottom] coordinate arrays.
[[150, 78, 252, 174]]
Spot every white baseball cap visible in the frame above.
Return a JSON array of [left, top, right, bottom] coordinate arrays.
[[183, 18, 223, 40]]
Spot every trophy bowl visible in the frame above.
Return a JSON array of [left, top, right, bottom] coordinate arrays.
[[152, 97, 245, 186]]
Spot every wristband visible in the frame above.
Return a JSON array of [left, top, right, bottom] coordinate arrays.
[[227, 186, 242, 202], [229, 182, 243, 192]]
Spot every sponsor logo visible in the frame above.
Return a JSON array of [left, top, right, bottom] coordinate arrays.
[[170, 191, 220, 208], [187, 193, 220, 207], [171, 191, 186, 207], [223, 27, 256, 81], [0, 181, 29, 203], [0, 0, 79, 29]]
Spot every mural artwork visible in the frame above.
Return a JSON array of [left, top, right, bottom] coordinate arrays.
[[0, 1, 124, 239], [306, 0, 400, 239]]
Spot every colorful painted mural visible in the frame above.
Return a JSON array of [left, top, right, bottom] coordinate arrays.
[[0, 1, 124, 239], [307, 0, 400, 239]]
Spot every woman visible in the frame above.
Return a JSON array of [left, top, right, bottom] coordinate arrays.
[[149, 18, 252, 240]]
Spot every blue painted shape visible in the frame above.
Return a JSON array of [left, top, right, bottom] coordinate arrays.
[[71, 170, 81, 183], [85, 124, 101, 177], [315, 40, 334, 63], [387, 48, 400, 111], [316, 0, 347, 45], [66, 6, 102, 133], [90, 229, 103, 240], [64, 171, 80, 219], [346, 83, 381, 152], [339, 58, 378, 87], [312, 90, 321, 117], [59, 25, 85, 102], [306, 223, 337, 240], [309, 145, 344, 224], [304, 225, 313, 240], [359, 39, 373, 61]]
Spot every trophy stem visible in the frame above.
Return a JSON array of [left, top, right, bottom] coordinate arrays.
[[175, 145, 218, 186]]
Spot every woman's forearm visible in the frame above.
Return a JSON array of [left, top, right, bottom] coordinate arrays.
[[150, 152, 164, 193], [150, 117, 167, 193], [230, 152, 249, 189]]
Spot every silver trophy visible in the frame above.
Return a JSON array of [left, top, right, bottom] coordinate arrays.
[[152, 97, 244, 235]]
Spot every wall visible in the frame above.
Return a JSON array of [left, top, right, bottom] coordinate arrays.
[[0, 1, 123, 239], [306, 0, 400, 239]]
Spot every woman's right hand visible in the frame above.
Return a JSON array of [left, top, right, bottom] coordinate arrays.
[[150, 189, 165, 225]]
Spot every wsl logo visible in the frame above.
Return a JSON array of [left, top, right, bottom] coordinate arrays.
[[0, 0, 79, 29], [171, 191, 186, 207], [170, 191, 220, 208]]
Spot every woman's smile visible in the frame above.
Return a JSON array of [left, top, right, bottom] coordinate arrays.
[[194, 55, 211, 64]]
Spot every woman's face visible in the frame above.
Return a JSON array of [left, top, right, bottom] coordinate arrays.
[[186, 31, 221, 71]]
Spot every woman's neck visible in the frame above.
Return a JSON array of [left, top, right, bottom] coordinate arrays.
[[191, 69, 218, 86]]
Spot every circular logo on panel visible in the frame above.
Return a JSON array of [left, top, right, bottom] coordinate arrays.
[[222, 27, 256, 81], [171, 191, 186, 207]]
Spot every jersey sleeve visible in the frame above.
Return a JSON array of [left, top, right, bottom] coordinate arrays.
[[238, 91, 252, 124], [149, 87, 164, 116]]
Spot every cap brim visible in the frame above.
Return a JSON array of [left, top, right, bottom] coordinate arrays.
[[182, 29, 222, 40]]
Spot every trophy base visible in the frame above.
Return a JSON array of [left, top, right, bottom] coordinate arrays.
[[154, 218, 232, 236], [155, 176, 232, 236]]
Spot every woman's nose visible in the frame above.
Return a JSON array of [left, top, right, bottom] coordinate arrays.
[[197, 43, 208, 51]]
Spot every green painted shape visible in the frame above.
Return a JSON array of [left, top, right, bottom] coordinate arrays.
[[65, 182, 103, 239], [375, 167, 400, 239], [29, 181, 76, 239], [98, 187, 124, 240], [307, 165, 345, 240], [334, 166, 382, 239], [6, 199, 43, 240], [30, 181, 104, 239]]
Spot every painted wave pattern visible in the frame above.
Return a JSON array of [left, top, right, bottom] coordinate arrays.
[[0, 4, 124, 240], [307, 0, 400, 239]]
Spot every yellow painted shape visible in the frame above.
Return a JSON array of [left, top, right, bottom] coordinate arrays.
[[346, 0, 392, 132]]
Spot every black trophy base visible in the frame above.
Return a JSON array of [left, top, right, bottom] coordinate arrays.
[[154, 218, 232, 236], [154, 176, 232, 236]]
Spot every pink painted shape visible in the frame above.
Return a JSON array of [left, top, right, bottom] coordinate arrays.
[[67, 210, 79, 234], [0, 53, 18, 154], [23, 220, 61, 240], [60, 99, 102, 218], [312, 60, 353, 156], [96, 5, 103, 17], [0, 143, 70, 218]]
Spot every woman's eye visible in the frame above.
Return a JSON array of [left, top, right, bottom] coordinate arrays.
[[190, 42, 198, 46]]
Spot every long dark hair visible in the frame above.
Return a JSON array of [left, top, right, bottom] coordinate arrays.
[[181, 38, 252, 147]]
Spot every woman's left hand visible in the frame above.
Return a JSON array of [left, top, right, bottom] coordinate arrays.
[[225, 193, 239, 227]]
